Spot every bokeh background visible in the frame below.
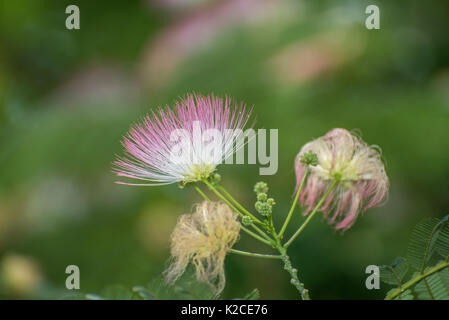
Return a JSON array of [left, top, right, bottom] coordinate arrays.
[[1, 0, 448, 299]]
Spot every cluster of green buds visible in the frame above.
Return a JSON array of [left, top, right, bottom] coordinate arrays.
[[253, 182, 276, 232], [300, 150, 319, 166]]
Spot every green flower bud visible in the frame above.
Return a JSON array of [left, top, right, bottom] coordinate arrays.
[[257, 193, 267, 202], [242, 216, 253, 226], [255, 201, 263, 212], [267, 198, 276, 206], [254, 182, 268, 194]]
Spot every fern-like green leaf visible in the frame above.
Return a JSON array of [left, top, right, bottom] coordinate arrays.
[[435, 215, 449, 259], [243, 288, 260, 300], [384, 215, 449, 300], [385, 261, 449, 300], [386, 288, 414, 300], [85, 293, 103, 300], [86, 285, 134, 300], [425, 269, 449, 299], [132, 286, 156, 300], [407, 218, 441, 271], [380, 257, 408, 286], [438, 266, 449, 290], [398, 289, 414, 300], [412, 272, 435, 300], [412, 266, 449, 300], [85, 272, 214, 300], [145, 272, 214, 300]]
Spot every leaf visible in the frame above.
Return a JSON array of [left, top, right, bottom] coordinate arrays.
[[385, 288, 397, 299], [413, 275, 434, 299], [379, 257, 408, 286], [243, 288, 260, 300], [383, 215, 449, 300], [85, 293, 103, 300], [96, 285, 134, 300], [407, 217, 441, 271], [83, 272, 216, 301], [438, 266, 449, 290], [425, 270, 449, 299], [398, 289, 414, 300], [386, 288, 414, 300], [435, 215, 449, 259], [173, 285, 201, 299], [412, 267, 449, 300], [386, 262, 449, 300], [132, 286, 156, 300], [143, 272, 214, 300]]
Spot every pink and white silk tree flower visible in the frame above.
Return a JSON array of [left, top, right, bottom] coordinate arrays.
[[295, 128, 389, 231], [113, 94, 253, 186]]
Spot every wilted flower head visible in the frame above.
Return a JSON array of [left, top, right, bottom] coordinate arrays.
[[113, 93, 252, 186], [295, 128, 388, 231], [164, 201, 240, 296]]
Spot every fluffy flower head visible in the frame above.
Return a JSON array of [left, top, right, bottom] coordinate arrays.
[[295, 128, 388, 231], [164, 201, 240, 296], [113, 94, 252, 186]]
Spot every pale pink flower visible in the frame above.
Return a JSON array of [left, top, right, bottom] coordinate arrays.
[[113, 94, 252, 186], [295, 128, 388, 231]]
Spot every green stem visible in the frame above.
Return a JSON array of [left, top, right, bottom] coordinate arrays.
[[193, 184, 210, 201], [230, 249, 281, 259], [239, 226, 273, 246], [265, 225, 310, 300], [278, 166, 309, 238], [216, 184, 264, 225], [385, 261, 449, 300], [284, 179, 338, 248], [277, 242, 310, 300], [202, 180, 273, 243]]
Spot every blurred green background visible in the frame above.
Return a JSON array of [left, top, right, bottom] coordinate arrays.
[[0, 0, 448, 299]]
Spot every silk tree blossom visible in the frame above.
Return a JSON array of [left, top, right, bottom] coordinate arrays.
[[164, 201, 241, 296], [113, 94, 253, 186], [295, 128, 388, 231]]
